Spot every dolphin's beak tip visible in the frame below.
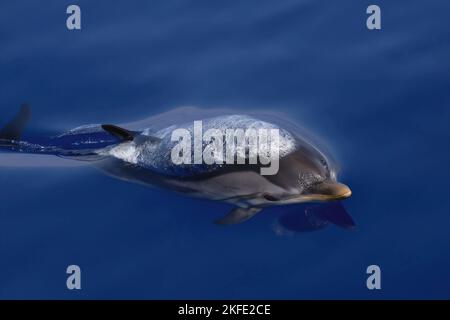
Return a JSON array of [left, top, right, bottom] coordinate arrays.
[[340, 184, 352, 199], [341, 185, 352, 199]]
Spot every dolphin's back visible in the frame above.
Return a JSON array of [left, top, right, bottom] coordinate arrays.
[[112, 114, 299, 177], [0, 123, 121, 158]]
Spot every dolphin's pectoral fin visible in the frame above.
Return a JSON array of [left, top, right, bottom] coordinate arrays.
[[312, 202, 355, 229], [215, 207, 262, 225], [276, 202, 355, 234], [0, 103, 31, 141], [277, 205, 329, 233]]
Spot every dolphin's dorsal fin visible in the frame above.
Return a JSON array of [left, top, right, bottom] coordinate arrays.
[[101, 124, 135, 141], [215, 207, 262, 225], [101, 124, 162, 144], [0, 103, 31, 141]]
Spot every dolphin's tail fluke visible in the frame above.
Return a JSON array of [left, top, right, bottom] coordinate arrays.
[[0, 104, 31, 143], [0, 105, 100, 167]]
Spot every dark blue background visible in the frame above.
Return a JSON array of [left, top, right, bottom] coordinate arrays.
[[0, 0, 449, 299]]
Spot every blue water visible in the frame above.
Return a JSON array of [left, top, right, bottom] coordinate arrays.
[[1, 0, 449, 299]]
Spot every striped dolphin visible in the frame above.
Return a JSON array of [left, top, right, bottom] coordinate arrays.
[[0, 105, 353, 227]]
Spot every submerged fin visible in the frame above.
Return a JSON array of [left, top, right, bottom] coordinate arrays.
[[101, 124, 135, 141], [312, 202, 355, 229], [277, 202, 355, 234], [277, 205, 329, 233], [0, 103, 31, 141], [215, 207, 262, 225]]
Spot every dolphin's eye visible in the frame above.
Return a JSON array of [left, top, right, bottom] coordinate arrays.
[[319, 157, 329, 171], [317, 157, 331, 178], [263, 193, 280, 201]]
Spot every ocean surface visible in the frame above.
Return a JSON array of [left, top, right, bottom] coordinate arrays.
[[0, 0, 449, 299]]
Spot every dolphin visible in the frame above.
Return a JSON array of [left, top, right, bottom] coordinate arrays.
[[0, 104, 353, 227]]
